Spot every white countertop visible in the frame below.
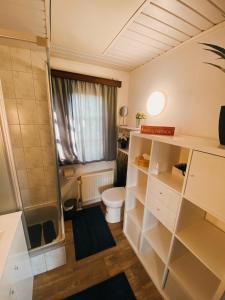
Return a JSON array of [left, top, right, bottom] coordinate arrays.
[[0, 211, 22, 280]]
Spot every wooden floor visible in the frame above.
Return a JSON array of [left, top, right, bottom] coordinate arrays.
[[33, 209, 162, 300]]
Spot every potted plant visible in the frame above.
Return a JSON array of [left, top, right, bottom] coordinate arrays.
[[201, 43, 225, 145], [118, 133, 129, 149], [136, 112, 147, 128]]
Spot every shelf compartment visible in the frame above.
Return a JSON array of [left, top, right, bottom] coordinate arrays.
[[144, 221, 172, 264], [126, 204, 144, 229], [169, 239, 220, 300], [176, 199, 225, 279], [151, 172, 183, 193], [140, 237, 165, 287], [176, 220, 225, 280], [118, 147, 129, 155], [130, 161, 148, 175], [127, 169, 148, 205], [129, 135, 152, 164], [124, 213, 141, 251], [150, 141, 190, 193], [164, 272, 192, 300], [128, 185, 146, 205]]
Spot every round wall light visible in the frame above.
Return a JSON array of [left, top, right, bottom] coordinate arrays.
[[146, 91, 166, 116]]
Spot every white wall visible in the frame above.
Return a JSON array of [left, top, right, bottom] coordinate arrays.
[[127, 23, 225, 140], [50, 56, 130, 124]]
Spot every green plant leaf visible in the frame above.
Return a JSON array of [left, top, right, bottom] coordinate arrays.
[[203, 62, 225, 73], [203, 48, 225, 59], [200, 43, 225, 55]]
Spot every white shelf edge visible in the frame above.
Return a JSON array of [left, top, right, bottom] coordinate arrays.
[[126, 206, 144, 229], [118, 148, 129, 155], [150, 173, 183, 194], [143, 224, 172, 264], [130, 161, 149, 175], [176, 220, 225, 280]]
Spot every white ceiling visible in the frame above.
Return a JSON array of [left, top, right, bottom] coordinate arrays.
[[52, 0, 225, 71]]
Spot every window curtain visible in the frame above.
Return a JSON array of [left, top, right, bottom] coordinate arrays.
[[51, 76, 117, 164]]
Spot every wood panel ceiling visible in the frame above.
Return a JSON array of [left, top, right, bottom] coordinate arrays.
[[51, 0, 225, 71]]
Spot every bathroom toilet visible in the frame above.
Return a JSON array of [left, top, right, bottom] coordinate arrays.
[[102, 187, 125, 223]]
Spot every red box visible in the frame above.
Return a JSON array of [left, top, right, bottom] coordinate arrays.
[[141, 125, 175, 136]]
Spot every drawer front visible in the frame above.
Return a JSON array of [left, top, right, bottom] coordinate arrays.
[[149, 176, 180, 214], [148, 198, 176, 232]]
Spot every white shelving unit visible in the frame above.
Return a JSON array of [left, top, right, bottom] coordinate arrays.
[[117, 126, 139, 156], [123, 132, 225, 300]]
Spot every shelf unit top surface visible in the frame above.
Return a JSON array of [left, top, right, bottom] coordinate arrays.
[[131, 133, 225, 157]]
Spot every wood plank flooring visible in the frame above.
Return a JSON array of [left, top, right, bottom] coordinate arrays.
[[33, 209, 162, 300]]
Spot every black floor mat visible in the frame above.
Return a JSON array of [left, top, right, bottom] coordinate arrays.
[[72, 205, 116, 260], [28, 224, 42, 249], [43, 220, 57, 244], [64, 272, 136, 300]]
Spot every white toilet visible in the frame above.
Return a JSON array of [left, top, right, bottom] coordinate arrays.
[[102, 187, 125, 223]]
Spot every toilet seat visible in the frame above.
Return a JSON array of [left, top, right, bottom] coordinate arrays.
[[102, 187, 125, 208]]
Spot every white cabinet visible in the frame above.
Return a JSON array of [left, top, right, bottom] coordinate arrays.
[[124, 133, 225, 300], [0, 213, 33, 300], [185, 151, 225, 222]]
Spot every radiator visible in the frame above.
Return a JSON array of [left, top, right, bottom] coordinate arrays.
[[80, 169, 114, 204]]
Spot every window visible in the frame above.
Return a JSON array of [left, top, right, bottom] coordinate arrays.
[[51, 75, 118, 164]]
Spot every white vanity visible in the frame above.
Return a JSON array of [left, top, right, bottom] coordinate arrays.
[[0, 212, 33, 300]]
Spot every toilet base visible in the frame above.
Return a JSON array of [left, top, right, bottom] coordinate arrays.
[[105, 206, 122, 223]]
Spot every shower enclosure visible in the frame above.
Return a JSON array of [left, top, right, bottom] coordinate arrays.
[[0, 66, 64, 260]]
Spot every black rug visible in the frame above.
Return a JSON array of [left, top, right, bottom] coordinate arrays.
[[72, 205, 116, 260], [64, 272, 136, 300]]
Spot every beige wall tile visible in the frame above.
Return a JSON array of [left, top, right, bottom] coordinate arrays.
[[0, 70, 15, 98], [11, 47, 32, 73], [13, 147, 26, 170], [13, 71, 35, 99], [31, 50, 46, 74], [24, 147, 43, 168], [9, 125, 22, 147], [17, 100, 37, 124], [4, 99, 19, 124], [21, 187, 47, 207], [37, 101, 50, 124], [17, 170, 28, 189], [27, 167, 45, 188], [33, 73, 47, 100], [44, 166, 57, 186], [42, 147, 55, 166], [21, 125, 40, 147], [46, 186, 58, 203], [0, 45, 12, 70], [39, 125, 52, 147]]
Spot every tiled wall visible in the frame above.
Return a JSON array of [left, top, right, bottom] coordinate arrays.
[[0, 45, 58, 208]]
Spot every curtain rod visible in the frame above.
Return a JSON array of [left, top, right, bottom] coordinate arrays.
[[51, 69, 122, 88]]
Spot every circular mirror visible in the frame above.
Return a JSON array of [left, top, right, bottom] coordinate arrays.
[[119, 106, 128, 117]]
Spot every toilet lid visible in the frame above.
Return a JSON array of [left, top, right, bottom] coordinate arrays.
[[102, 187, 125, 204]]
